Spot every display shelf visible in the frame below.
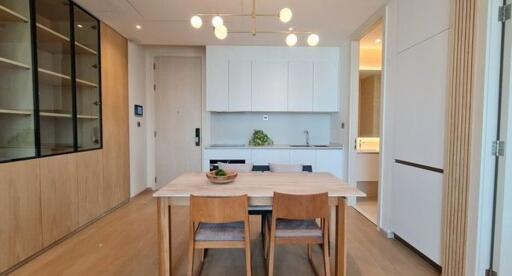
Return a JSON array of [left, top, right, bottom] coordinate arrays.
[[36, 23, 70, 53], [76, 78, 98, 88], [38, 68, 71, 85], [40, 111, 72, 118], [0, 109, 32, 116], [77, 114, 99, 119], [0, 57, 31, 70], [75, 41, 97, 55], [0, 4, 29, 22]]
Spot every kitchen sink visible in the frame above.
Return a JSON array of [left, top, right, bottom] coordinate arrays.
[[289, 145, 311, 147], [313, 145, 328, 147]]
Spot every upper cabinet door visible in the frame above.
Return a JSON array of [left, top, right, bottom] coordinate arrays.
[[313, 61, 339, 112], [228, 60, 252, 111], [288, 61, 314, 112], [252, 61, 288, 111], [206, 48, 228, 111]]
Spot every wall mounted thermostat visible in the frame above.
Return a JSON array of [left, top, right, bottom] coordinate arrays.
[[134, 105, 143, 117]]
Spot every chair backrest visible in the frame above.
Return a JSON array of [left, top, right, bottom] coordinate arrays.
[[190, 194, 249, 224], [252, 165, 313, 172], [272, 192, 329, 220], [269, 163, 303, 173], [218, 162, 253, 172]]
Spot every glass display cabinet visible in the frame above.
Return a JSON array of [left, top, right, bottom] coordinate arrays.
[[0, 0, 102, 163], [0, 0, 36, 162]]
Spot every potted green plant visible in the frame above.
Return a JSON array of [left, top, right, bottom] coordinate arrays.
[[248, 129, 273, 146]]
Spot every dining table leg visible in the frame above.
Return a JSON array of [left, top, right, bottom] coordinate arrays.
[[158, 198, 172, 276], [335, 197, 347, 276]]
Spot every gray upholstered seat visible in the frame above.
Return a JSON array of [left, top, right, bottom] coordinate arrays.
[[195, 222, 245, 241], [267, 217, 322, 238]]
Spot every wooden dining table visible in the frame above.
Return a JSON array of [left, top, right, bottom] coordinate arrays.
[[153, 172, 366, 276]]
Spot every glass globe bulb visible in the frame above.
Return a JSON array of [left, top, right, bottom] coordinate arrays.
[[212, 16, 224, 28], [307, 33, 319, 46], [286, 33, 297, 47], [279, 8, 293, 23], [214, 25, 228, 40], [190, 15, 202, 29]]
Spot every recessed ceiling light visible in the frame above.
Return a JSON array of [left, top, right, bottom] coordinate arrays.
[[136, 25, 142, 30], [77, 24, 83, 28], [375, 38, 382, 43]]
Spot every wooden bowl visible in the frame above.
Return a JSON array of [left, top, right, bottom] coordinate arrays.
[[206, 171, 238, 184]]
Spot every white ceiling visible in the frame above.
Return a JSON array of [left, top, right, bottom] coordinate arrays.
[[74, 0, 388, 46]]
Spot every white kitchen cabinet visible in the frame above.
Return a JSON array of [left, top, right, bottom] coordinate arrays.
[[228, 60, 252, 111], [289, 149, 316, 170], [206, 48, 229, 111], [288, 61, 314, 112], [313, 61, 339, 112], [252, 61, 288, 111], [316, 150, 343, 179], [251, 149, 290, 165]]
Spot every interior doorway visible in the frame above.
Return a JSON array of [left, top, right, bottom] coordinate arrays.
[[154, 56, 202, 187], [349, 20, 384, 224]]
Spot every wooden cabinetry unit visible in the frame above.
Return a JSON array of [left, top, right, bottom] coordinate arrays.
[[77, 150, 103, 226], [0, 160, 42, 272], [40, 154, 79, 246], [100, 22, 129, 210]]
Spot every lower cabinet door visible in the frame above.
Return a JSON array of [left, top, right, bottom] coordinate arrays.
[[40, 154, 79, 246], [289, 149, 316, 171], [251, 149, 291, 165], [0, 160, 43, 272], [315, 150, 343, 179], [77, 150, 104, 226]]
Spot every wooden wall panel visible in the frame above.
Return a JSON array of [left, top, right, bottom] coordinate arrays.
[[442, 0, 476, 275], [40, 154, 79, 246], [100, 23, 130, 210], [77, 150, 104, 226], [0, 160, 42, 272]]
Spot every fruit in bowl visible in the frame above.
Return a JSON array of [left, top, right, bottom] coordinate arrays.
[[206, 169, 238, 184]]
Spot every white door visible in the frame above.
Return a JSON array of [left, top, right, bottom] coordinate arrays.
[[154, 56, 202, 187], [492, 1, 512, 274]]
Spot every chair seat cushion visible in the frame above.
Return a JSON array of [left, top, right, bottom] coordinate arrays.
[[267, 217, 322, 238], [195, 222, 245, 241]]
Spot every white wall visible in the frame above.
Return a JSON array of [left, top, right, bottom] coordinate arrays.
[[211, 112, 332, 145], [128, 41, 148, 197]]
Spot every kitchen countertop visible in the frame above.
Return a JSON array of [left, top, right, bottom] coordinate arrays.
[[205, 143, 344, 150]]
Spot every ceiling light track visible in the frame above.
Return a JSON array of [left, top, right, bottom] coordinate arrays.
[[190, 0, 319, 46]]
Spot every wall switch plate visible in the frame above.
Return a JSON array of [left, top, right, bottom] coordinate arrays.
[[137, 121, 141, 127], [341, 122, 345, 129], [263, 114, 269, 121]]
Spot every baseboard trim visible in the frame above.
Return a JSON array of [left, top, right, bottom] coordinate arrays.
[[394, 234, 442, 273], [1, 198, 131, 276]]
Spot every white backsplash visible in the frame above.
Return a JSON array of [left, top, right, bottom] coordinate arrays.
[[210, 112, 331, 145]]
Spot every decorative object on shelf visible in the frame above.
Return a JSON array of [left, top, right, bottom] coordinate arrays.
[[189, 0, 319, 46], [248, 129, 273, 146], [206, 169, 238, 184]]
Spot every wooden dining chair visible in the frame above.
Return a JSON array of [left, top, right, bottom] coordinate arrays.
[[265, 192, 330, 276], [188, 194, 252, 276]]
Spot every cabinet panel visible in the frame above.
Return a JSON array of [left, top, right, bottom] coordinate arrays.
[[0, 160, 42, 272], [313, 61, 338, 112], [203, 149, 252, 171], [251, 149, 290, 165], [100, 23, 130, 210], [289, 149, 316, 170], [288, 61, 314, 112], [40, 154, 78, 246], [316, 150, 343, 178], [391, 163, 442, 264], [206, 48, 228, 111], [252, 61, 288, 111], [77, 150, 103, 226], [228, 60, 252, 111]]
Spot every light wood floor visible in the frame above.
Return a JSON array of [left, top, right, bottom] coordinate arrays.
[[11, 190, 440, 276]]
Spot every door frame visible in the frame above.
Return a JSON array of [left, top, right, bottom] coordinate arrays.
[[348, 5, 388, 231], [144, 47, 207, 190]]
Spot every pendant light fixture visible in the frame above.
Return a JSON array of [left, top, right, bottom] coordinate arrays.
[[190, 0, 319, 46]]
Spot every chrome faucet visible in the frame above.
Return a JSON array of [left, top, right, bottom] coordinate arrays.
[[304, 130, 310, 146]]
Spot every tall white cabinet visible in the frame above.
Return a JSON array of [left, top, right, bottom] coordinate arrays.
[[206, 46, 340, 112]]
